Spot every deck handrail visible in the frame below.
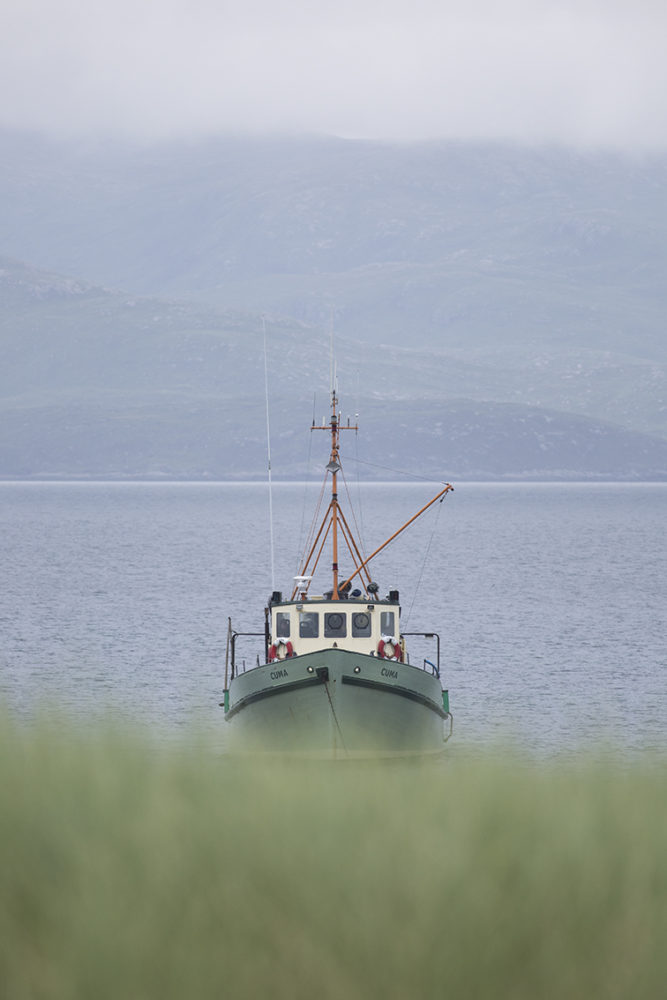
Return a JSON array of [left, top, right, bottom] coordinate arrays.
[[230, 629, 442, 678], [401, 631, 441, 676], [230, 630, 266, 679]]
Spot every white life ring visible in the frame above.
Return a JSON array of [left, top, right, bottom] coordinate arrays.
[[269, 639, 294, 662], [377, 637, 402, 662]]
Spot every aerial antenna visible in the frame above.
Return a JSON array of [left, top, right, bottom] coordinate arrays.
[[329, 305, 337, 394], [262, 316, 276, 591]]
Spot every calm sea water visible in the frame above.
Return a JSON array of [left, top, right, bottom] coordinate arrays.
[[2, 481, 665, 758]]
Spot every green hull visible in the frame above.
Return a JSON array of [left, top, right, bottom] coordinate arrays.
[[224, 649, 450, 758]]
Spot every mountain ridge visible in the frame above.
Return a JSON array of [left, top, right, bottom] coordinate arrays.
[[1, 132, 666, 479]]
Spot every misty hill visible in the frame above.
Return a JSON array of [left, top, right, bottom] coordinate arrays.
[[2, 131, 666, 350], [1, 131, 666, 479], [2, 255, 666, 481]]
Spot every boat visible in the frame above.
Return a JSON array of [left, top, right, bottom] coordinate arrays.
[[221, 387, 454, 758]]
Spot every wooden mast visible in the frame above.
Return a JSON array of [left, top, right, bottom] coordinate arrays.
[[311, 387, 358, 600]]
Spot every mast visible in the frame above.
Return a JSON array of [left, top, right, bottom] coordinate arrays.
[[311, 387, 358, 600], [292, 386, 453, 602]]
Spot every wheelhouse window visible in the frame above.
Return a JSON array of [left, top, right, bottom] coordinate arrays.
[[380, 611, 396, 637], [299, 611, 319, 638], [324, 612, 347, 638], [351, 612, 371, 637], [275, 612, 291, 638]]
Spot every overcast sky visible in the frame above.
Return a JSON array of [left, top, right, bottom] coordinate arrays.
[[1, 0, 666, 148]]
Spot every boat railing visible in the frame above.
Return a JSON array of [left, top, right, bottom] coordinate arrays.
[[423, 658, 439, 678], [401, 632, 441, 678], [229, 630, 266, 679], [228, 629, 442, 679]]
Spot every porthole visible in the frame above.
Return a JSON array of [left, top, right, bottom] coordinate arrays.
[[352, 612, 371, 637], [324, 612, 347, 638]]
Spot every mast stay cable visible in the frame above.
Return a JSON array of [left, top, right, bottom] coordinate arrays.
[[262, 317, 276, 592], [345, 454, 450, 484], [403, 494, 446, 630], [295, 393, 316, 579]]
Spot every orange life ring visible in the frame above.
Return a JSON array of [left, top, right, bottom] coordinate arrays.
[[377, 638, 402, 662], [269, 640, 294, 662]]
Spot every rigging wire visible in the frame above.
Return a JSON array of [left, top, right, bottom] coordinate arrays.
[[297, 470, 328, 578], [403, 494, 446, 630], [353, 372, 367, 556], [262, 317, 275, 592], [294, 393, 316, 578], [344, 454, 450, 484], [354, 442, 366, 554], [340, 464, 368, 568]]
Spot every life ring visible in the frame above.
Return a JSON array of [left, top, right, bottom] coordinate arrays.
[[377, 638, 402, 662], [269, 639, 294, 662]]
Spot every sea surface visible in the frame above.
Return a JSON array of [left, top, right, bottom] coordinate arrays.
[[2, 481, 666, 759]]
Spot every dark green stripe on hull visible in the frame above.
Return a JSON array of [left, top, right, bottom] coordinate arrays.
[[341, 673, 449, 719]]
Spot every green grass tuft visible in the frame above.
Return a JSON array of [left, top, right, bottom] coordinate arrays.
[[2, 715, 666, 999]]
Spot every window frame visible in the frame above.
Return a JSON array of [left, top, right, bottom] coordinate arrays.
[[324, 611, 347, 638], [380, 611, 396, 637], [351, 612, 372, 637], [275, 612, 291, 638], [298, 611, 320, 639]]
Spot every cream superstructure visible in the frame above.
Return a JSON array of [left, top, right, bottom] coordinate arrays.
[[268, 597, 403, 662]]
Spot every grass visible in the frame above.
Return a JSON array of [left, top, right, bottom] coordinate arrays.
[[1, 715, 666, 1000]]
